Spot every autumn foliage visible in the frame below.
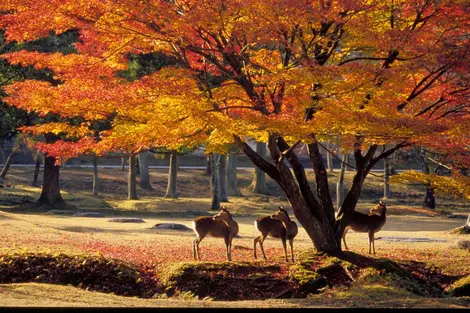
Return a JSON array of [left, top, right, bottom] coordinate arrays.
[[0, 0, 469, 252]]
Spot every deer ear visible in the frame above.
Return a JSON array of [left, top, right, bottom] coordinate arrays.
[[222, 206, 227, 211], [279, 206, 284, 211]]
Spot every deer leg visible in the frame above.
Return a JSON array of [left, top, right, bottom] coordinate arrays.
[[253, 235, 261, 259], [342, 227, 349, 251], [369, 232, 375, 254], [259, 234, 268, 261], [281, 237, 288, 262], [193, 237, 199, 261], [224, 235, 231, 261], [288, 238, 294, 262]]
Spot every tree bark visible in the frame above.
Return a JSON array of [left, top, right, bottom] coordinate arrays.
[[227, 153, 242, 196], [219, 154, 228, 202], [419, 149, 436, 209], [38, 133, 65, 207], [210, 154, 220, 210], [32, 153, 42, 187], [464, 214, 470, 232], [164, 151, 178, 199], [0, 145, 5, 165], [249, 141, 269, 194], [92, 156, 99, 196], [0, 150, 18, 179], [383, 156, 391, 199], [128, 155, 138, 200], [138, 151, 152, 190], [336, 153, 347, 211]]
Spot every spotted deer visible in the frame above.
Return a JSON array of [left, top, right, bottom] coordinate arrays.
[[192, 206, 239, 261], [254, 206, 298, 262], [341, 201, 387, 254]]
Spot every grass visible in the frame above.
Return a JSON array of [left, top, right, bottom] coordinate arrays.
[[0, 167, 469, 307]]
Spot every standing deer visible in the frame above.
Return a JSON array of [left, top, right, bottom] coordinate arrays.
[[192, 206, 239, 261], [254, 206, 298, 262], [341, 201, 387, 254]]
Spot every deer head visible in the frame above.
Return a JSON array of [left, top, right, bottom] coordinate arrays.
[[213, 206, 233, 222], [370, 201, 386, 215], [271, 206, 290, 222]]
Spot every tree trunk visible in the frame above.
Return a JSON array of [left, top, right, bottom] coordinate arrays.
[[227, 153, 242, 196], [210, 154, 220, 210], [419, 149, 436, 209], [204, 155, 212, 176], [0, 150, 18, 179], [464, 214, 470, 232], [326, 143, 334, 173], [0, 145, 5, 164], [336, 154, 347, 211], [121, 157, 126, 171], [38, 134, 64, 207], [138, 151, 152, 190], [92, 156, 99, 196], [219, 154, 228, 202], [32, 153, 42, 187], [383, 157, 391, 199], [249, 141, 269, 194], [164, 151, 178, 199], [128, 155, 138, 200]]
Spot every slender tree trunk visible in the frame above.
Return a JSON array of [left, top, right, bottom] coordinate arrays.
[[128, 155, 138, 200], [32, 153, 42, 187], [38, 134, 64, 207], [121, 157, 126, 171], [336, 154, 347, 211], [204, 155, 212, 176], [219, 154, 228, 202], [0, 145, 5, 164], [464, 214, 470, 232], [164, 151, 178, 199], [383, 157, 391, 199], [250, 141, 269, 194], [92, 156, 99, 196], [210, 154, 220, 210], [419, 149, 436, 209], [326, 143, 334, 173], [227, 153, 242, 196], [0, 150, 18, 179], [138, 151, 152, 190]]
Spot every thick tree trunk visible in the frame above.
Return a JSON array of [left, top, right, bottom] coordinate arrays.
[[210, 154, 220, 210], [32, 153, 41, 187], [38, 134, 64, 207], [92, 156, 99, 196], [336, 154, 347, 211], [128, 155, 138, 200], [138, 151, 152, 190], [249, 141, 269, 194], [383, 157, 391, 199], [164, 151, 178, 199], [219, 154, 228, 202], [227, 153, 242, 196], [0, 150, 18, 179]]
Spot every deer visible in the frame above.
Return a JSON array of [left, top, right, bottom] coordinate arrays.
[[192, 206, 239, 261], [254, 206, 298, 262], [341, 201, 387, 254]]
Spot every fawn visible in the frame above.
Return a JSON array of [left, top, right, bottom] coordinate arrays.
[[341, 201, 387, 254], [254, 206, 298, 262], [192, 206, 239, 261]]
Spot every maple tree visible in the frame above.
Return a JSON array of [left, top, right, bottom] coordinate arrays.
[[1, 0, 469, 253]]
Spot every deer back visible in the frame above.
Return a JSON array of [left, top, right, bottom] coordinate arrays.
[[347, 206, 387, 233], [193, 216, 233, 238], [255, 216, 286, 238]]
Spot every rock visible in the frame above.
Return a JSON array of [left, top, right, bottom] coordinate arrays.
[[152, 223, 192, 231], [108, 218, 145, 223], [73, 212, 105, 217], [45, 210, 79, 215], [448, 214, 468, 219], [456, 240, 470, 250]]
